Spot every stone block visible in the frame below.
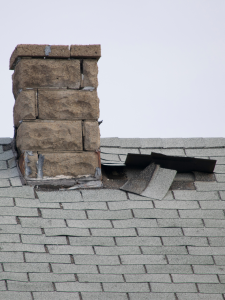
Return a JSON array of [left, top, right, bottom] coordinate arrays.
[[70, 44, 101, 59], [40, 152, 99, 177], [81, 59, 98, 88], [13, 90, 37, 126], [16, 121, 82, 152], [13, 59, 80, 98], [83, 121, 100, 150], [10, 44, 70, 70], [38, 89, 99, 120]]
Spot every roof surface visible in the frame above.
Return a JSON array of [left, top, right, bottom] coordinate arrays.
[[0, 137, 225, 299]]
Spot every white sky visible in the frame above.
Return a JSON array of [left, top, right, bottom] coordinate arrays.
[[0, 0, 225, 138]]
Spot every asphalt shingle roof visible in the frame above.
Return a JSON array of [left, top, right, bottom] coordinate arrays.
[[0, 137, 225, 299]]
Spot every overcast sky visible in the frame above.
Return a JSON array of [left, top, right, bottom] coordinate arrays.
[[0, 0, 225, 139]]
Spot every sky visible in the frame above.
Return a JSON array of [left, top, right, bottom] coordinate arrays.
[[0, 0, 225, 138]]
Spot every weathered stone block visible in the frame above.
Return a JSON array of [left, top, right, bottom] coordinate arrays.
[[70, 45, 101, 59], [13, 59, 80, 98], [40, 152, 99, 177], [18, 152, 38, 178], [38, 90, 99, 120], [83, 121, 100, 150], [13, 90, 37, 127], [81, 59, 98, 88], [16, 121, 82, 153], [10, 44, 70, 70]]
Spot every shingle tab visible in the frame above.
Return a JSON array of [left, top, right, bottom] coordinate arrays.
[[37, 190, 82, 202]]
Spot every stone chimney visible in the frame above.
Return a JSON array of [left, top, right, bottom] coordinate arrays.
[[10, 44, 101, 182]]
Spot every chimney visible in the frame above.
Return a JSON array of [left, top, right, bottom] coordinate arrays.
[[10, 44, 101, 182]]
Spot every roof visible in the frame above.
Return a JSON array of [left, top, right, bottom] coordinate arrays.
[[0, 137, 225, 299]]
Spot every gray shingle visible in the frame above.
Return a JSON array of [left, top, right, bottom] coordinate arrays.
[[162, 237, 208, 246], [62, 202, 107, 210], [78, 274, 124, 282], [8, 157, 16, 169], [133, 209, 179, 219], [138, 228, 183, 237], [108, 200, 153, 210], [188, 246, 225, 255], [101, 153, 120, 162], [33, 292, 80, 300], [20, 218, 66, 228], [37, 190, 82, 202], [193, 265, 225, 274], [41, 209, 86, 219], [21, 234, 67, 245], [47, 245, 93, 255], [0, 138, 12, 144], [0, 179, 10, 187], [116, 237, 161, 246], [0, 252, 24, 262], [91, 228, 136, 236], [199, 201, 225, 209], [129, 293, 176, 300], [51, 264, 98, 274], [103, 282, 149, 292], [120, 254, 166, 265], [99, 265, 145, 274], [145, 264, 193, 274], [7, 281, 54, 292], [73, 255, 120, 265], [101, 147, 139, 154], [0, 198, 14, 206], [162, 138, 205, 148], [0, 243, 45, 252], [0, 292, 32, 300], [69, 236, 114, 246], [82, 189, 127, 201], [0, 167, 19, 179], [67, 220, 112, 228], [94, 246, 141, 255], [0, 216, 17, 224], [167, 255, 214, 265], [198, 283, 225, 293], [215, 174, 225, 182], [55, 282, 102, 292], [44, 228, 90, 236], [151, 283, 197, 293], [183, 228, 225, 237], [0, 273, 28, 282], [208, 237, 225, 246], [140, 148, 186, 156], [141, 246, 188, 255], [173, 190, 219, 200], [157, 219, 204, 228], [10, 177, 22, 186], [214, 165, 225, 173], [195, 182, 225, 191], [0, 207, 38, 216], [176, 293, 223, 300], [179, 209, 224, 219], [172, 274, 219, 283], [3, 263, 49, 272], [25, 253, 70, 263], [113, 219, 158, 228], [125, 274, 171, 282], [0, 233, 20, 242], [29, 273, 75, 282], [154, 200, 199, 209], [15, 198, 60, 208], [0, 186, 34, 198], [0, 150, 14, 161], [0, 225, 42, 235], [186, 148, 225, 157], [87, 210, 132, 220], [82, 292, 127, 300], [0, 161, 7, 170], [100, 137, 121, 147]]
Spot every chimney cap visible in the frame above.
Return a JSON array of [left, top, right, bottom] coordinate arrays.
[[9, 44, 101, 70]]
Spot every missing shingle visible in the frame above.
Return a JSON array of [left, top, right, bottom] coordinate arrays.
[[70, 255, 75, 264], [66, 236, 70, 245], [44, 245, 49, 253]]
